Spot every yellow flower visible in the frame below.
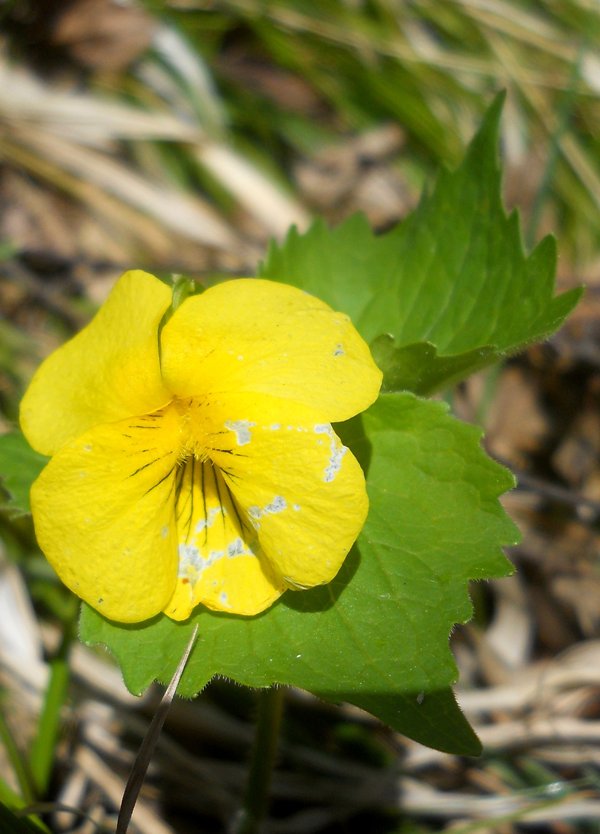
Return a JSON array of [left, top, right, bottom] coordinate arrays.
[[20, 271, 382, 623]]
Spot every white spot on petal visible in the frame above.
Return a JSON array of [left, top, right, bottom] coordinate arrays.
[[225, 419, 256, 446], [195, 507, 222, 533], [314, 424, 347, 482], [206, 549, 225, 567], [247, 496, 287, 526], [325, 445, 346, 482], [83, 444, 93, 452], [227, 538, 246, 557], [264, 495, 287, 514], [178, 544, 202, 577], [333, 344, 345, 356], [161, 525, 169, 539]]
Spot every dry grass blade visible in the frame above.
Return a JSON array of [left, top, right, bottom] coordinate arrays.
[[452, 0, 579, 59], [116, 625, 199, 834], [139, 35, 311, 235], [401, 777, 600, 824], [0, 138, 184, 267], [0, 54, 308, 255], [9, 128, 241, 251], [150, 24, 228, 132], [485, 32, 600, 213], [218, 0, 578, 86], [0, 59, 200, 146], [195, 143, 311, 236], [0, 551, 47, 712]]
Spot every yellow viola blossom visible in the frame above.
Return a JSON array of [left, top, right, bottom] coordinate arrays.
[[20, 271, 382, 623]]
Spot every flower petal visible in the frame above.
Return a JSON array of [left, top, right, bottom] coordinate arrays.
[[160, 278, 382, 424], [163, 460, 284, 620], [30, 408, 181, 623], [21, 270, 172, 456], [204, 393, 368, 590]]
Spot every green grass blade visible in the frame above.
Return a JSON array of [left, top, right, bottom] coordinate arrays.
[[0, 708, 35, 804], [28, 619, 75, 797]]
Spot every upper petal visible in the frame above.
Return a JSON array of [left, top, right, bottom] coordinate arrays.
[[160, 278, 382, 424], [21, 270, 172, 456], [30, 407, 181, 623], [204, 393, 368, 590]]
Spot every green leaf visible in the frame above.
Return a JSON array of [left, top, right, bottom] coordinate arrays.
[[0, 432, 48, 516], [0, 803, 48, 834], [370, 336, 496, 395], [259, 95, 582, 394], [81, 392, 517, 755]]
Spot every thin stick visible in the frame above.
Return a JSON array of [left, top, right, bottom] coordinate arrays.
[[116, 624, 199, 834]]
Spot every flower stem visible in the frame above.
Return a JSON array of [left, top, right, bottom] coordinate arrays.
[[233, 686, 285, 834]]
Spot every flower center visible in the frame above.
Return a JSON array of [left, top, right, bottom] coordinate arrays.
[[173, 397, 213, 462]]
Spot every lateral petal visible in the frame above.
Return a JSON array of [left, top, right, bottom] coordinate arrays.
[[204, 394, 368, 590], [163, 460, 284, 620], [161, 278, 382, 424], [30, 407, 181, 623], [21, 270, 172, 456]]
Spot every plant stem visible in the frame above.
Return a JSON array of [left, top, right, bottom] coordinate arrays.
[[233, 686, 285, 834]]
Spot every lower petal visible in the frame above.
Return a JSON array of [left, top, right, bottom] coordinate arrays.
[[163, 460, 284, 620], [31, 408, 181, 623], [205, 394, 368, 590]]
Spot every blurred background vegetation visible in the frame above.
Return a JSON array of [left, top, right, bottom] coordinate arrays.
[[1, 2, 600, 833], [1, 0, 599, 276]]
